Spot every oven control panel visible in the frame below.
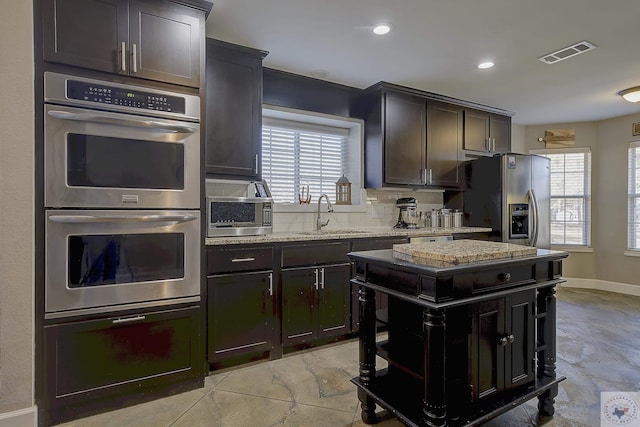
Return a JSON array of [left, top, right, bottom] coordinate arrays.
[[66, 80, 186, 114]]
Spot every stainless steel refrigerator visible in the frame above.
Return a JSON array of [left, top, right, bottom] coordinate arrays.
[[462, 153, 550, 248]]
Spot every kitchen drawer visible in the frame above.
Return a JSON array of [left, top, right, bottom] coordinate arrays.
[[207, 246, 274, 274], [454, 263, 536, 294], [281, 241, 350, 268]]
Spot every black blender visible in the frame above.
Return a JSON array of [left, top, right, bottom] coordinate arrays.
[[394, 197, 418, 229]]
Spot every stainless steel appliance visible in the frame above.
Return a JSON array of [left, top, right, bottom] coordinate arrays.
[[394, 197, 418, 229], [43, 72, 202, 318], [45, 210, 200, 319], [206, 180, 273, 237], [44, 72, 200, 209], [462, 153, 550, 248]]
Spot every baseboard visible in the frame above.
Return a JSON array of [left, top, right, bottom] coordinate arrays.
[[562, 277, 640, 297], [0, 406, 36, 427]]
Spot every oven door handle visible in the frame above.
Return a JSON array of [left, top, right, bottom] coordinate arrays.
[[47, 110, 197, 134], [49, 214, 198, 224]]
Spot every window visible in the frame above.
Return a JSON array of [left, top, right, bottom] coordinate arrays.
[[628, 142, 640, 250], [531, 148, 591, 246], [261, 107, 362, 205]]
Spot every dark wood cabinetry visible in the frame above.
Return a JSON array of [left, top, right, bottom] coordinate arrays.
[[206, 246, 275, 364], [205, 39, 267, 179], [354, 83, 474, 189], [281, 242, 351, 346], [427, 101, 464, 187], [464, 109, 511, 154], [43, 306, 201, 424], [42, 0, 208, 87], [349, 249, 567, 426], [470, 290, 535, 401]]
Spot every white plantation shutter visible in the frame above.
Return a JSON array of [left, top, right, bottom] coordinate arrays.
[[262, 118, 347, 204], [531, 148, 591, 246], [628, 142, 640, 250]]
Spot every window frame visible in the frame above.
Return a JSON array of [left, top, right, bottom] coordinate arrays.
[[530, 147, 592, 248], [261, 105, 364, 211], [627, 141, 640, 252]]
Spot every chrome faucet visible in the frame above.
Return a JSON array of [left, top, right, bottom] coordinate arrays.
[[316, 194, 334, 231]]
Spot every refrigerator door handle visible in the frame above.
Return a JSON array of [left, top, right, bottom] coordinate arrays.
[[528, 189, 539, 247]]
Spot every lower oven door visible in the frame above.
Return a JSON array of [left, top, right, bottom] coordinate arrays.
[[45, 210, 200, 318]]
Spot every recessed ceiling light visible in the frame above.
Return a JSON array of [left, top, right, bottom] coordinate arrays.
[[373, 24, 391, 35], [478, 61, 494, 69], [310, 69, 329, 79]]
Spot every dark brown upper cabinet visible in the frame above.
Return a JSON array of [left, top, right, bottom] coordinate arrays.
[[205, 39, 268, 179], [353, 83, 463, 188], [426, 101, 463, 187], [464, 109, 511, 154], [42, 0, 209, 88]]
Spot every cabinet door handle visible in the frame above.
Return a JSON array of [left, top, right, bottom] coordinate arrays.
[[507, 334, 515, 343], [121, 42, 126, 72], [427, 168, 433, 185], [112, 315, 146, 325], [132, 43, 138, 73], [268, 272, 273, 296], [254, 154, 259, 175], [231, 257, 255, 263], [491, 138, 496, 152], [421, 169, 427, 185], [314, 268, 319, 290], [499, 336, 509, 346], [320, 268, 325, 290]]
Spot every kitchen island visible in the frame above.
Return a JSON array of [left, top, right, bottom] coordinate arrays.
[[348, 241, 568, 426]]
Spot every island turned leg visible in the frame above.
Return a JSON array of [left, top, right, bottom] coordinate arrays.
[[537, 285, 558, 416], [359, 286, 377, 424], [423, 308, 447, 427]]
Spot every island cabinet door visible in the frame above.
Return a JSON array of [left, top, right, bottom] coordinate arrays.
[[469, 290, 536, 401], [317, 263, 351, 338], [504, 290, 536, 390], [469, 298, 506, 401], [281, 268, 318, 346]]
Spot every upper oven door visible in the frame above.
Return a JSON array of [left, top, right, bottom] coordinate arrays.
[[45, 210, 200, 318], [44, 104, 200, 209]]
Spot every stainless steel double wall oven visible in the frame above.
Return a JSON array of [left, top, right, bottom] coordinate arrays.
[[44, 72, 201, 319]]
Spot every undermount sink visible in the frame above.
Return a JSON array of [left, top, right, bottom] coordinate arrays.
[[297, 230, 373, 236]]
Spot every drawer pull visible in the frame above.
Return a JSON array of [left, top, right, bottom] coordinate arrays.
[[500, 272, 511, 282], [314, 268, 319, 290], [112, 315, 146, 325], [499, 334, 515, 346], [320, 267, 325, 290], [231, 257, 255, 263]]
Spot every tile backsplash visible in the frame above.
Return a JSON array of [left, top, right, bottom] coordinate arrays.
[[272, 189, 444, 233]]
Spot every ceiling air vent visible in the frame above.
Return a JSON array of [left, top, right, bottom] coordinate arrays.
[[538, 41, 597, 64]]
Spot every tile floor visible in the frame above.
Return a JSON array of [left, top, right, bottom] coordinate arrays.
[[58, 286, 640, 427]]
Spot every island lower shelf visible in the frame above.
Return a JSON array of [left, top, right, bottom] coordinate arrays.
[[351, 369, 566, 427]]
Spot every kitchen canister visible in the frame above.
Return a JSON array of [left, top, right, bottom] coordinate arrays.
[[440, 209, 452, 228], [453, 210, 463, 228]]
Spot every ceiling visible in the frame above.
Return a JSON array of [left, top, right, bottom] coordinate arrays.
[[205, 0, 640, 125]]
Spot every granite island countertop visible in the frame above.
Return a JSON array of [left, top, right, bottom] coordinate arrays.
[[204, 226, 492, 246], [392, 239, 537, 265]]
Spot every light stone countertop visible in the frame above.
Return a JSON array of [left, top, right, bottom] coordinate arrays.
[[392, 239, 537, 265], [204, 226, 492, 246]]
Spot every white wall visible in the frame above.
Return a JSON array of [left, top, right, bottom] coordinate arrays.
[[522, 113, 640, 289], [0, 0, 36, 424]]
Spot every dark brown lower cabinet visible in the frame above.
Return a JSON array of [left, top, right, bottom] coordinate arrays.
[[281, 263, 351, 346], [207, 270, 274, 363], [470, 290, 536, 401], [43, 305, 201, 423]]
